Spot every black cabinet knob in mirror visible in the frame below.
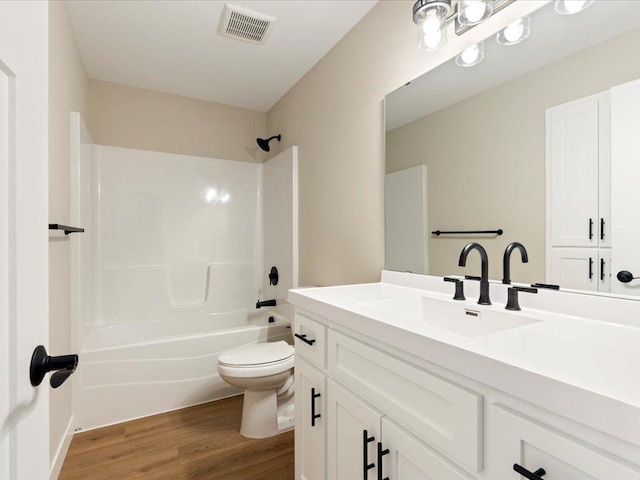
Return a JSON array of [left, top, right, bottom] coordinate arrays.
[[617, 270, 640, 283], [30, 345, 78, 389]]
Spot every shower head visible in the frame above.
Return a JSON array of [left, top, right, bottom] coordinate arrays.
[[256, 135, 281, 152]]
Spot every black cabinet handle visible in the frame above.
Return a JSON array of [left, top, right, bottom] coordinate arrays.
[[600, 258, 605, 282], [600, 218, 605, 241], [294, 333, 316, 346], [589, 218, 594, 240], [377, 442, 390, 480], [311, 388, 321, 427], [589, 257, 594, 280], [513, 464, 546, 480], [363, 430, 375, 480]]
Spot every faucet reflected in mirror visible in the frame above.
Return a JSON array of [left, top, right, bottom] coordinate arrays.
[[502, 242, 529, 285]]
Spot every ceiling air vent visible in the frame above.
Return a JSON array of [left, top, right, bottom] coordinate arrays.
[[218, 4, 276, 45]]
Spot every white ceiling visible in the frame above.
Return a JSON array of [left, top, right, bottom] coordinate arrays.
[[386, 1, 640, 131], [66, 0, 378, 112]]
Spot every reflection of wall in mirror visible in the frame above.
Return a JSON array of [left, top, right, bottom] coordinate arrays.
[[386, 26, 640, 284]]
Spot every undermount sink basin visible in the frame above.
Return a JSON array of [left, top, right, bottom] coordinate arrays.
[[358, 296, 541, 337]]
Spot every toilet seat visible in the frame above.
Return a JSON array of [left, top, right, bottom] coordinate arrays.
[[218, 341, 294, 378]]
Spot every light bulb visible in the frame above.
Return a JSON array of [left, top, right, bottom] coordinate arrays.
[[555, 0, 594, 14], [455, 41, 484, 67], [461, 45, 479, 64], [422, 9, 441, 35], [423, 30, 443, 49], [503, 20, 524, 43], [458, 0, 492, 27], [496, 16, 530, 46], [465, 2, 486, 23]]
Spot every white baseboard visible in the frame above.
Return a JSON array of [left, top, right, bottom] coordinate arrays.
[[50, 416, 74, 480]]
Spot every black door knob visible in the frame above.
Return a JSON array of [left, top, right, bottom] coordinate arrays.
[[30, 345, 78, 388], [617, 271, 640, 283]]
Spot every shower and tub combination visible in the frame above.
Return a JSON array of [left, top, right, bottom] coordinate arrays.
[[69, 112, 298, 431]]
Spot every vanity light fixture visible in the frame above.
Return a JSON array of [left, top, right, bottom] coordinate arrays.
[[413, 0, 452, 51], [455, 41, 485, 67], [554, 0, 594, 15], [496, 16, 530, 46], [457, 0, 493, 27]]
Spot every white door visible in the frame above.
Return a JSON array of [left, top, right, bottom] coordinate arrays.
[[326, 380, 382, 480], [548, 94, 602, 247], [294, 358, 326, 480], [380, 418, 470, 480], [0, 2, 50, 479], [385, 165, 428, 274], [611, 79, 640, 296], [550, 248, 598, 292]]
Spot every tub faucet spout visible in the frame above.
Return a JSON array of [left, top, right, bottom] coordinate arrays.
[[256, 299, 276, 309]]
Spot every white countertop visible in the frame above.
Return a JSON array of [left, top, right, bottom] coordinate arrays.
[[288, 272, 640, 446]]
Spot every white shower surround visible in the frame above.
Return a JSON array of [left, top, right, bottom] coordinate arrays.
[[69, 112, 298, 430]]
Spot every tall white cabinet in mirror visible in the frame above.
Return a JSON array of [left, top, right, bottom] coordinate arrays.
[[547, 91, 611, 293]]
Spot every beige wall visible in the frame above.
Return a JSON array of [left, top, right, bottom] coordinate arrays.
[[48, 0, 89, 465], [266, 1, 545, 287], [386, 25, 640, 283], [87, 79, 267, 163]]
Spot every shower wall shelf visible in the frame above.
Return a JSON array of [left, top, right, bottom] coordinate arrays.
[[49, 224, 85, 235]]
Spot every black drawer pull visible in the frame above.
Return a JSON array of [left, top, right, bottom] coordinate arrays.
[[377, 442, 390, 480], [295, 333, 316, 346], [600, 218, 605, 241], [363, 430, 375, 480], [589, 257, 594, 280], [514, 464, 546, 480], [311, 388, 321, 427], [589, 218, 594, 240], [600, 258, 606, 282]]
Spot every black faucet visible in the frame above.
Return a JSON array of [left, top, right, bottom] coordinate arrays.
[[256, 299, 276, 309], [458, 243, 491, 305], [502, 242, 529, 285]]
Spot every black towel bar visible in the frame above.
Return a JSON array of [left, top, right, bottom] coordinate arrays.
[[49, 224, 85, 235]]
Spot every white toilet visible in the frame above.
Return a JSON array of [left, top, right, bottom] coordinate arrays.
[[217, 340, 295, 438]]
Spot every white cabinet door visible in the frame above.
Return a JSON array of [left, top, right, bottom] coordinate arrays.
[[489, 405, 640, 480], [611, 78, 640, 297], [379, 417, 473, 480], [550, 248, 598, 292], [548, 94, 602, 247], [327, 379, 383, 480], [295, 358, 326, 480]]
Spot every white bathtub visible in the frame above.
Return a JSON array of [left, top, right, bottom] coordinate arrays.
[[74, 309, 292, 431]]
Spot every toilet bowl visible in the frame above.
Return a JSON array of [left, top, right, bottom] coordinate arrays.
[[218, 340, 295, 438]]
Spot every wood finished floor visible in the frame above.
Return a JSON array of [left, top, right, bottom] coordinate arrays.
[[59, 396, 294, 480]]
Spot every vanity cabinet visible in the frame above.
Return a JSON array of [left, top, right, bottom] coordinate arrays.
[[547, 91, 611, 291], [293, 307, 640, 480]]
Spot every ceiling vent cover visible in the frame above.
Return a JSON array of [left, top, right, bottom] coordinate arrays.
[[218, 4, 276, 44]]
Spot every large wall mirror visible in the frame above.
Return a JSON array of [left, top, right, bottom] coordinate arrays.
[[384, 0, 640, 298]]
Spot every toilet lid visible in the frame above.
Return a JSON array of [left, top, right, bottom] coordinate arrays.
[[218, 341, 294, 367]]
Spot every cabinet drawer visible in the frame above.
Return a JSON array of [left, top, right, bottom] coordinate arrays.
[[328, 330, 483, 472], [488, 404, 640, 480], [294, 313, 326, 369]]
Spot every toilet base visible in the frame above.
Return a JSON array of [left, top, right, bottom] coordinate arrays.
[[240, 389, 295, 439]]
